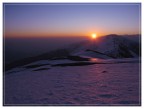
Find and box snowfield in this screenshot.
[4,58,141,106]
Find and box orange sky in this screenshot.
[4,4,141,38]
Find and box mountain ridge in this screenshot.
[4,34,141,71]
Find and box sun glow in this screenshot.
[91,33,97,39]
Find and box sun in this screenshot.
[91,33,97,39]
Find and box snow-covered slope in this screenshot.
[69,34,140,59]
[4,58,140,105]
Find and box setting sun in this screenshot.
[91,33,97,39]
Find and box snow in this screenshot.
[24,59,76,66]
[3,35,140,105]
[4,58,140,106]
[70,34,140,58]
[73,50,111,59]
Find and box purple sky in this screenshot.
[4,3,141,37]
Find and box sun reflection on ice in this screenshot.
[90,58,99,62]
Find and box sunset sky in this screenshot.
[4,3,141,38]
